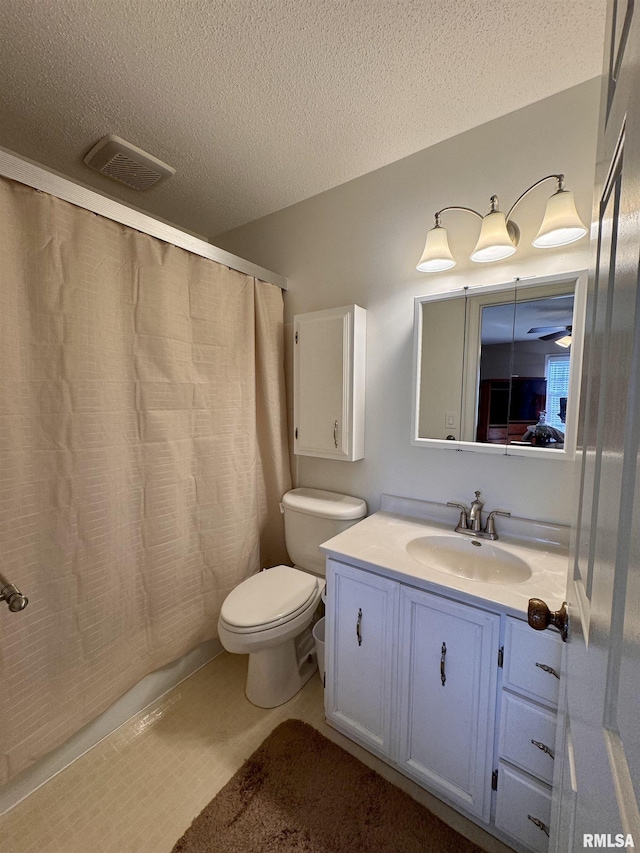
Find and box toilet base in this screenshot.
[245,627,317,708]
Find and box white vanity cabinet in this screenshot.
[324,560,398,757]
[495,617,562,853]
[397,586,500,821]
[324,556,563,853]
[293,305,366,461]
[325,558,500,821]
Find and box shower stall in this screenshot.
[0,151,291,797]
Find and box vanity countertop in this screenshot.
[320,511,568,619]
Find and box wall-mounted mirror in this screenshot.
[411,271,587,457]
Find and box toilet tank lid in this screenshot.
[282,488,367,520]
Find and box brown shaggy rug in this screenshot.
[171,719,484,853]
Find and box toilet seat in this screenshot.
[219,565,320,634]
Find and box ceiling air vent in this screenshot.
[83,134,175,190]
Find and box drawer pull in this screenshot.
[440,642,447,686]
[535,662,560,679]
[528,815,550,837]
[356,608,362,646]
[334,420,339,448]
[531,739,555,759]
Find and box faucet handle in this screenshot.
[447,501,468,530]
[484,510,511,537]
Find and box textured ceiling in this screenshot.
[0,0,606,239]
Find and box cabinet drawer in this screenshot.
[495,762,552,853]
[500,692,557,784]
[503,617,562,707]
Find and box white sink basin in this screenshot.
[406,534,532,584]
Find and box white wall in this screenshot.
[216,80,601,525]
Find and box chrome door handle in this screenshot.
[334,420,339,448]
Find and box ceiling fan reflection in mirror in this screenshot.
[528,325,572,347]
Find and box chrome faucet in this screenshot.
[0,572,28,612]
[468,490,484,531]
[447,490,511,540]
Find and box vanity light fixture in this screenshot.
[416,174,588,273]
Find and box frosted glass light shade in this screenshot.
[555,334,572,348]
[470,211,516,263]
[533,190,587,248]
[416,225,456,272]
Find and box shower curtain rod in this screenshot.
[0,146,287,291]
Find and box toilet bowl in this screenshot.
[218,565,323,707]
[217,488,366,708]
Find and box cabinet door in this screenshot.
[325,560,398,757]
[293,305,365,461]
[397,587,500,821]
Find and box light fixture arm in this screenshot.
[506,174,564,224]
[434,206,484,225]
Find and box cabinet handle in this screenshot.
[535,662,560,679]
[531,739,555,759]
[334,420,339,448]
[527,815,550,837]
[440,642,447,686]
[356,608,362,646]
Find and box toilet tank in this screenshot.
[281,488,367,577]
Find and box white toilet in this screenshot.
[218,487,366,708]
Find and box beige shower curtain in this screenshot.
[0,176,291,785]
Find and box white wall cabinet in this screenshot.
[325,557,561,853]
[293,305,365,461]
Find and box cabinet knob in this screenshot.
[527,598,569,642]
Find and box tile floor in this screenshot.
[0,652,512,853]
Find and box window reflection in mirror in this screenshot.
[412,272,585,457]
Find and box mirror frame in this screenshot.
[411,269,588,459]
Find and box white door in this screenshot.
[397,587,499,821]
[551,2,640,848]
